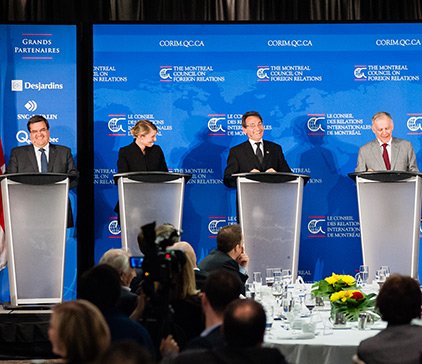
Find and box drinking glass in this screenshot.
[253,272,262,300]
[271,279,284,305]
[380,266,391,278]
[304,293,316,317]
[375,268,387,284]
[245,282,255,299]
[359,265,369,285]
[266,268,275,286]
[281,268,292,290]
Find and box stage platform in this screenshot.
[0,307,56,360]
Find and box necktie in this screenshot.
[255,142,264,165]
[40,148,48,173]
[382,143,391,170]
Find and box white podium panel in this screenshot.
[116,172,190,256]
[1,173,70,306]
[235,173,308,281]
[353,172,422,281]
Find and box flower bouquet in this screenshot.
[311,273,357,299]
[330,289,376,322]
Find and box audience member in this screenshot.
[173,299,288,364]
[167,248,204,349]
[48,299,110,364]
[100,340,155,364]
[170,241,208,291]
[356,274,422,364]
[198,224,248,294]
[99,248,138,316]
[186,269,242,350]
[78,264,156,356]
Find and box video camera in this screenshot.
[138,222,186,300]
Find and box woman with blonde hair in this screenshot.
[48,299,110,363]
[117,119,168,173]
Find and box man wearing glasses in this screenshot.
[223,111,291,187]
[6,114,78,226]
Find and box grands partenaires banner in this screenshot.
[0,25,77,302]
[93,23,422,281]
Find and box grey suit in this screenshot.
[357,324,422,364]
[6,144,79,227]
[355,137,418,172]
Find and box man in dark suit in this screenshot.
[173,299,288,364]
[6,115,78,226]
[355,111,418,172]
[186,270,242,350]
[356,274,422,364]
[224,111,291,187]
[198,224,248,295]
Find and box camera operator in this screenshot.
[135,223,204,354]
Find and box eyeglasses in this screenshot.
[30,128,48,134]
[245,121,263,129]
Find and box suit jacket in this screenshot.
[174,347,288,364]
[357,324,422,364]
[117,141,168,173]
[186,325,225,351]
[224,140,291,187]
[6,144,79,227]
[198,249,248,294]
[355,137,418,172]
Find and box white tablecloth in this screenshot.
[264,313,385,364]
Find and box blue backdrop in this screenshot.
[0,25,77,302]
[93,23,422,281]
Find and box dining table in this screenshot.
[264,305,386,364]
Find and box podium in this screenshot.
[114,172,191,256]
[349,171,422,281]
[0,173,73,307]
[234,172,309,280]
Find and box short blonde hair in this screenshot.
[130,119,157,138]
[52,299,110,363]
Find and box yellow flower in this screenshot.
[324,273,355,286]
[330,290,361,302]
[341,275,356,286]
[325,273,341,285]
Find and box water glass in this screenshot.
[359,265,369,284]
[253,272,262,300]
[245,282,255,299]
[380,266,391,278]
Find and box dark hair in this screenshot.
[100,340,154,364]
[216,224,242,253]
[241,111,263,128]
[79,264,121,311]
[204,270,242,314]
[376,274,421,325]
[223,299,266,347]
[27,114,50,131]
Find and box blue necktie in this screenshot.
[39,148,48,173]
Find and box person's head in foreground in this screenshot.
[48,299,110,363]
[376,274,421,325]
[223,298,266,348]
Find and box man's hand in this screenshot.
[265,168,277,173]
[250,168,260,172]
[237,252,249,267]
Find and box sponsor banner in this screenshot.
[0,25,77,301]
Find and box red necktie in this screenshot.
[382,143,391,170]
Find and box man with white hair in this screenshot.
[99,248,137,316]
